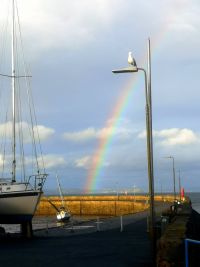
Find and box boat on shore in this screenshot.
[56,175,71,222]
[0,0,47,224]
[47,175,71,222]
[56,207,71,222]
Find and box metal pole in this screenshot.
[165,156,176,202]
[116,182,119,200]
[137,40,155,242]
[111,38,155,252]
[185,239,189,267]
[12,0,16,182]
[97,217,100,231]
[172,157,176,201]
[120,215,123,232]
[147,38,155,241]
[178,169,181,201]
[185,238,200,267]
[137,39,155,246]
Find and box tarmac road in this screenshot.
[0,211,155,267]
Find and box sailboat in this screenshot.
[0,0,47,224]
[56,174,71,222]
[48,175,71,222]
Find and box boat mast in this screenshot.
[11,0,16,182]
[56,174,65,207]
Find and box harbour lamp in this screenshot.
[165,156,176,202]
[112,39,155,245]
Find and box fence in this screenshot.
[185,238,200,267]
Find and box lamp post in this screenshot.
[165,156,176,202]
[133,184,136,202]
[116,182,119,200]
[112,39,155,241]
[178,169,181,201]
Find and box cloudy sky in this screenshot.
[1,0,200,193]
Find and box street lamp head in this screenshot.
[112,66,138,73]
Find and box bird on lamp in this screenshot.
[128,51,136,66]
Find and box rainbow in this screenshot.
[85,75,141,193]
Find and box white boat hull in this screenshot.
[56,210,71,222]
[0,190,42,223]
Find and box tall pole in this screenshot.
[147,38,155,241]
[12,0,16,182]
[116,182,119,200]
[172,157,176,201]
[112,38,155,254]
[165,156,176,201]
[178,169,181,201]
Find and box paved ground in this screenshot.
[0,212,154,267]
[0,203,171,267]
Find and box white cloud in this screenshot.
[138,128,200,146]
[155,128,199,146]
[34,125,55,142]
[169,22,197,33]
[98,126,133,140]
[74,155,110,169]
[75,156,91,169]
[37,154,66,169]
[138,130,146,139]
[0,122,54,143]
[0,153,65,174]
[167,4,200,34]
[63,125,133,143]
[63,127,96,142]
[0,0,123,53]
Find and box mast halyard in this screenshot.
[11,0,16,183]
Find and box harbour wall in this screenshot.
[156,199,193,267]
[35,195,174,216]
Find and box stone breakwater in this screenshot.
[35,195,174,216]
[156,199,194,267]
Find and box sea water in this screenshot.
[187,192,200,213]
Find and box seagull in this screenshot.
[128,51,136,66]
